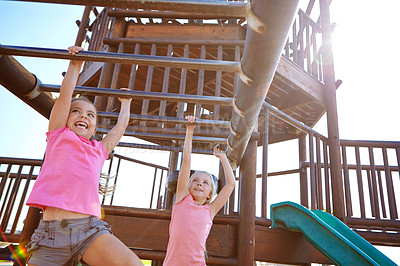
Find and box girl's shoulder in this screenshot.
[46,126,69,139]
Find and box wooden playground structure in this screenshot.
[0,0,399,265]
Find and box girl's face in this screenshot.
[66,100,97,139]
[189,172,213,205]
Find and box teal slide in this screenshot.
[270,201,396,266]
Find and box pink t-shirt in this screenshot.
[26,126,108,218]
[163,194,212,266]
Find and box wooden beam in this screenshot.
[254,226,331,264]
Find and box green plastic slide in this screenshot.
[270,201,396,266]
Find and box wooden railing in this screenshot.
[0,153,168,242]
[284,9,324,82]
[0,157,42,243]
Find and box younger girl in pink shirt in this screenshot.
[26,46,143,266]
[163,116,236,266]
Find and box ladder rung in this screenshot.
[0,45,240,72]
[117,142,214,155]
[39,84,233,106]
[97,112,230,128]
[97,128,227,144]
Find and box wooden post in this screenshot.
[237,140,257,265]
[299,136,308,207]
[261,108,269,218]
[165,151,179,210]
[94,17,126,111]
[319,0,345,220]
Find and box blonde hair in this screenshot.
[188,171,216,205]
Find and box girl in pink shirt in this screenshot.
[163,116,236,266]
[26,46,143,266]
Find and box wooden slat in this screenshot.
[309,133,316,209]
[254,226,331,264]
[382,147,398,219]
[341,145,353,216]
[354,146,366,218]
[195,45,206,118]
[213,45,223,120]
[140,43,157,126]
[128,43,141,90]
[175,44,190,128]
[157,44,173,127]
[368,147,380,218]
[322,140,331,213]
[315,136,323,210]
[376,171,387,219]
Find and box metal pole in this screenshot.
[226,0,300,169]
[0,45,240,72]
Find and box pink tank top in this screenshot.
[26,126,108,218]
[163,194,212,266]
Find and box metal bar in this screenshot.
[382,147,398,219]
[226,0,300,169]
[16,0,250,17]
[262,102,327,139]
[0,45,240,72]
[114,153,169,171]
[99,113,229,128]
[102,155,114,205]
[39,84,233,106]
[110,157,122,205]
[117,142,214,156]
[354,146,366,218]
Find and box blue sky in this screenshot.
[1,0,399,262]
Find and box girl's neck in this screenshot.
[192,195,207,206]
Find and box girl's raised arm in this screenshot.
[48,46,83,132]
[175,115,197,204]
[210,148,236,218]
[101,88,132,154]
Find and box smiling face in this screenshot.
[189,172,214,205]
[66,99,97,139]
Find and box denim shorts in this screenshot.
[27,216,112,266]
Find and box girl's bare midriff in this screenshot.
[43,206,90,221]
